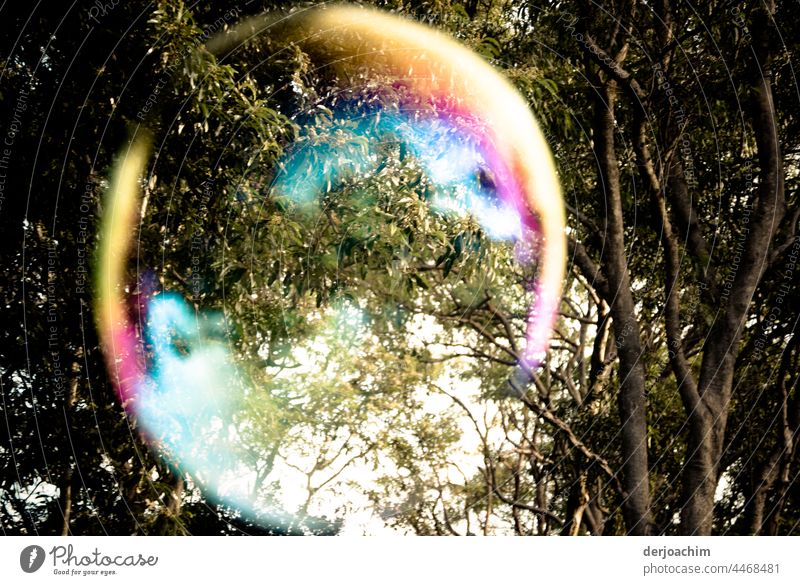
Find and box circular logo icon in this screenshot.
[20,545,46,573]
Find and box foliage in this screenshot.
[1,0,798,535]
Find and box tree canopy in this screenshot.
[1,0,798,536]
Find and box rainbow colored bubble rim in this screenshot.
[96,5,565,530]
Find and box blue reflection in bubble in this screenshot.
[137,294,259,515]
[271,110,523,241]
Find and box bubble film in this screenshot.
[96,6,565,530]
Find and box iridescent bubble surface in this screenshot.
[96,5,564,531]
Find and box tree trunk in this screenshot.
[680,0,785,534]
[592,80,653,535]
[59,360,80,536]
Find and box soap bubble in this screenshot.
[96,5,564,532]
